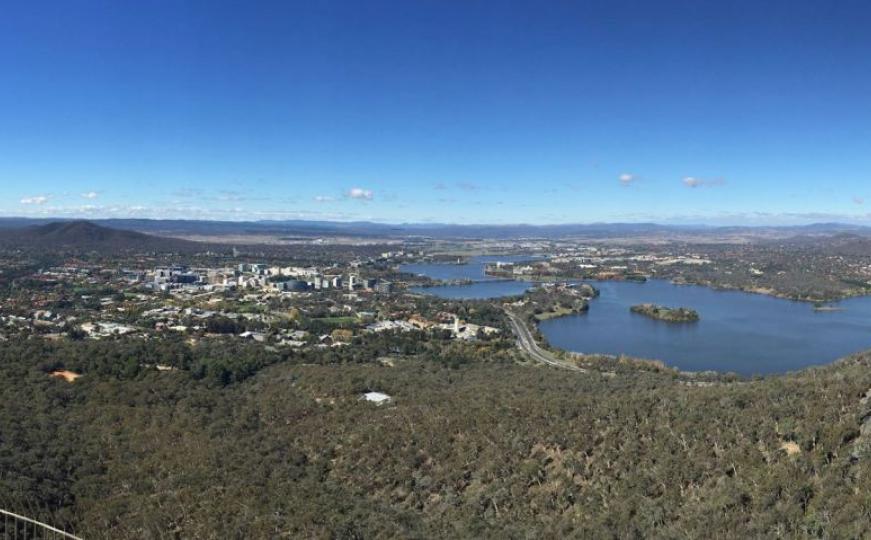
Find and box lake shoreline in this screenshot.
[404,258,871,376]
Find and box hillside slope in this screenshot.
[2,338,871,537]
[0,220,202,252]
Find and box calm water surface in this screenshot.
[539,280,871,375]
[403,260,871,374]
[401,255,539,282]
[410,280,532,299]
[402,255,538,299]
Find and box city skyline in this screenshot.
[2,1,870,225]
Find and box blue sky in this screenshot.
[1,0,870,224]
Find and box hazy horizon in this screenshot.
[3,215,871,230]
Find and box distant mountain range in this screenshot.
[0,218,871,245]
[0,217,869,240]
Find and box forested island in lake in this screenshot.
[631,303,700,322]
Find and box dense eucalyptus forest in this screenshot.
[2,335,871,538]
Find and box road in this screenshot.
[504,310,586,372]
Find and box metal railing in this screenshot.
[1,509,81,540]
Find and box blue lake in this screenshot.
[539,280,871,375]
[410,280,532,300]
[401,255,540,282]
[402,255,538,299]
[403,258,871,374]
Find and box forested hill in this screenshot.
[0,221,203,253]
[2,336,871,537]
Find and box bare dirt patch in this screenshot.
[780,441,801,456]
[49,370,82,383]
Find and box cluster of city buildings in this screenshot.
[147,263,393,294]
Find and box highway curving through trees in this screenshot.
[504,310,586,372]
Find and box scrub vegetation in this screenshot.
[3,337,871,538]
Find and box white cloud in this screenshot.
[683,176,726,188]
[214,190,245,202]
[346,187,374,200]
[854,196,865,205]
[81,191,99,200]
[314,195,335,203]
[618,173,636,186]
[21,195,49,205]
[172,188,203,198]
